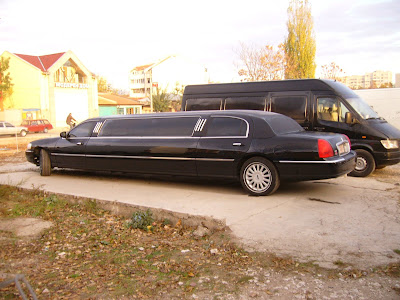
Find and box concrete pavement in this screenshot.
[0,162,399,269]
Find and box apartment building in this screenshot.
[340,70,393,89]
[129,55,209,99]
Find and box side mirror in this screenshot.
[60,131,67,138]
[345,112,354,125]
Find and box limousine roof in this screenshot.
[183,79,354,97]
[98,110,281,121]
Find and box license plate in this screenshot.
[337,142,350,155]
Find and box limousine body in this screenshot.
[26,111,356,196]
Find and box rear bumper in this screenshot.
[276,151,356,181]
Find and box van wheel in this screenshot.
[349,149,375,177]
[40,149,51,176]
[240,157,280,196]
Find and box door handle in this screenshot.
[232,142,242,146]
[76,142,83,145]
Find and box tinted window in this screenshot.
[100,117,199,137]
[185,98,222,111]
[206,117,248,137]
[266,115,304,135]
[225,97,266,110]
[317,97,350,123]
[69,121,97,137]
[270,96,307,122]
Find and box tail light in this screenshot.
[343,135,351,148]
[318,139,334,158]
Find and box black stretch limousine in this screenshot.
[26,111,356,195]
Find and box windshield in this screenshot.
[346,97,380,120]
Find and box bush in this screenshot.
[128,210,153,230]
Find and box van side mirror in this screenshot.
[60,131,67,138]
[345,112,359,125]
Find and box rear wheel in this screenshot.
[240,157,280,196]
[349,149,375,177]
[40,149,51,176]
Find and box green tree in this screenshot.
[0,57,14,111]
[284,0,316,79]
[152,87,172,112]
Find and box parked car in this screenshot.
[21,119,53,133]
[25,111,356,196]
[182,79,400,177]
[0,121,28,137]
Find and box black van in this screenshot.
[182,79,400,177]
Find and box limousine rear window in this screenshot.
[99,117,200,137]
[266,115,304,135]
[205,117,248,137]
[185,98,222,111]
[225,97,266,110]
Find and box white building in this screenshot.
[340,70,393,89]
[129,55,209,99]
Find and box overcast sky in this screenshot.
[1,0,399,89]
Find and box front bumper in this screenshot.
[276,151,356,181]
[25,150,39,165]
[374,149,400,167]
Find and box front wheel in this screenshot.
[40,149,51,176]
[240,157,280,196]
[43,128,48,133]
[349,149,375,177]
[19,130,27,137]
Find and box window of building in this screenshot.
[205,117,248,137]
[54,59,87,84]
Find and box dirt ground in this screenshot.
[0,138,399,299]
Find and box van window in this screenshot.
[270,96,307,122]
[205,117,248,137]
[225,97,266,110]
[100,117,199,137]
[317,97,350,122]
[185,98,222,111]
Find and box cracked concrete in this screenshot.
[0,162,399,269]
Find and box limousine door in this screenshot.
[85,116,200,176]
[196,116,251,178]
[53,121,98,169]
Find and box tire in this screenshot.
[40,149,51,176]
[43,128,48,133]
[349,149,376,177]
[19,130,27,137]
[240,157,280,196]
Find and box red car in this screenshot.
[21,119,53,133]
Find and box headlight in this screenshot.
[27,143,32,150]
[381,140,399,149]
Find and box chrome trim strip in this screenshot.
[91,136,200,139]
[51,152,235,162]
[278,157,347,164]
[52,153,86,157]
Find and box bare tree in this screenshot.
[235,42,285,82]
[320,62,345,80]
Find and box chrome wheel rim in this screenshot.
[244,162,272,193]
[355,156,367,171]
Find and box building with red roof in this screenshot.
[0,50,98,127]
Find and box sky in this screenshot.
[1,0,399,90]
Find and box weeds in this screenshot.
[128,209,154,230]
